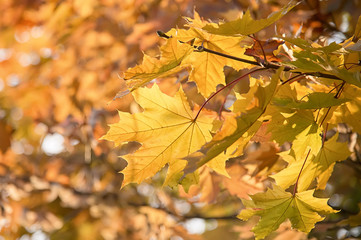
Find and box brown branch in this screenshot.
[319,81,345,126]
[128,201,239,220]
[157,31,343,81]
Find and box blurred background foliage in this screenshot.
[0,0,360,239]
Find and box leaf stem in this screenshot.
[281,73,305,85]
[293,149,311,196]
[319,81,345,126]
[217,86,234,119]
[250,35,268,65]
[193,68,266,121]
[322,123,329,147]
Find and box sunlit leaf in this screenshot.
[101,84,214,187]
[273,92,349,109]
[238,184,337,240]
[123,38,193,92]
[167,14,254,96]
[273,133,350,191]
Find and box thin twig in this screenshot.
[281,73,305,85]
[250,35,267,65]
[319,81,345,126]
[322,123,329,147]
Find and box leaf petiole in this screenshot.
[293,149,311,196]
[193,68,266,121]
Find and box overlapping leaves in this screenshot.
[102,1,361,239]
[272,133,351,191]
[123,38,193,92]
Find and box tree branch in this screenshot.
[157,31,343,81]
[128,201,239,220]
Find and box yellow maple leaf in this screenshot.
[123,37,192,92]
[272,133,351,191]
[238,184,337,240]
[329,85,361,134]
[167,14,253,97]
[101,84,214,187]
[291,124,322,161]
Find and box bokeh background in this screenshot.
[0,0,360,239]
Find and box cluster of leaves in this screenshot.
[1,0,361,239]
[0,0,255,239]
[102,0,361,239]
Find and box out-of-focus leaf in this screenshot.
[202,1,298,36]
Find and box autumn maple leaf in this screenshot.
[272,133,351,191]
[101,84,214,187]
[238,184,337,240]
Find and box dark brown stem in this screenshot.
[319,81,345,126]
[319,107,331,127]
[250,35,267,64]
[328,81,345,94]
[201,47,341,80]
[322,123,329,147]
[281,73,305,85]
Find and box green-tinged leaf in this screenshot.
[284,37,361,88]
[238,184,337,240]
[283,38,351,84]
[289,51,326,72]
[272,133,350,191]
[273,92,349,109]
[101,84,214,187]
[331,68,361,88]
[202,1,298,36]
[291,123,322,161]
[315,134,351,189]
[123,38,192,91]
[266,107,316,145]
[283,37,342,54]
[183,68,282,175]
